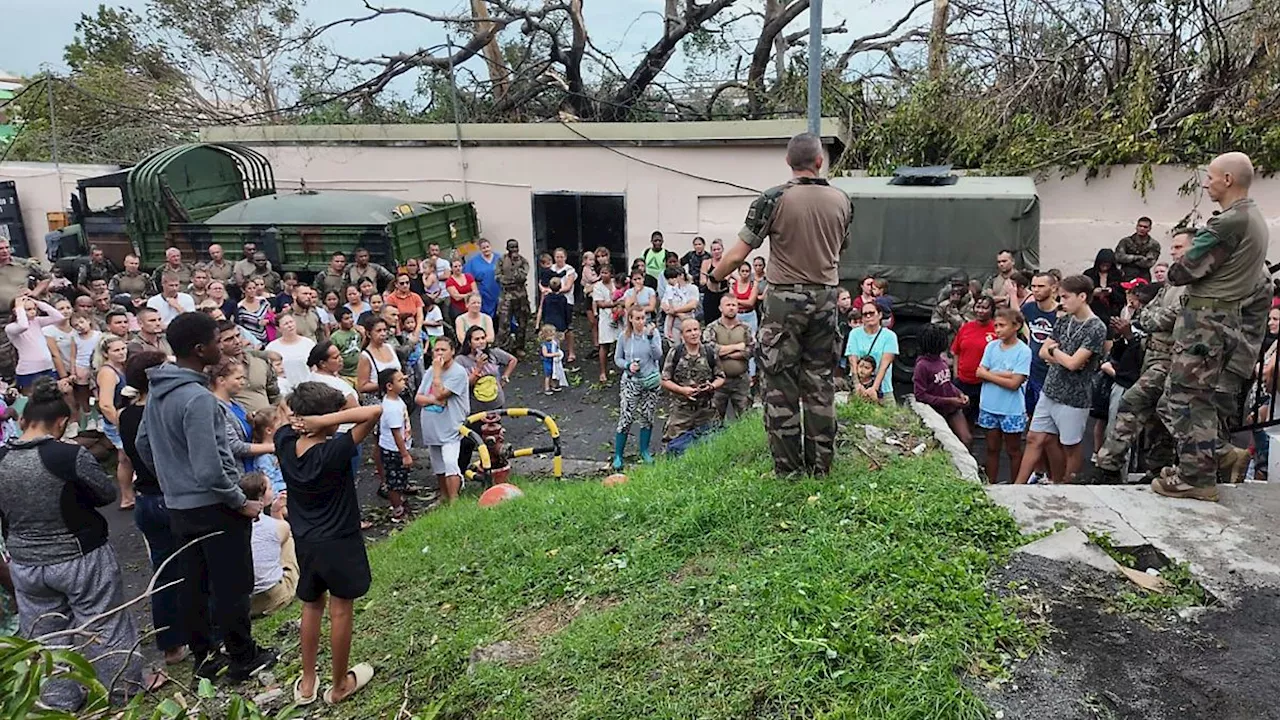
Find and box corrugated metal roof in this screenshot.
[201,118,845,147]
[831,175,1037,199]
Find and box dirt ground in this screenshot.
[981,554,1280,720]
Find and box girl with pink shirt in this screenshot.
[6,296,65,393]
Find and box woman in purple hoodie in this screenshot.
[913,323,972,446]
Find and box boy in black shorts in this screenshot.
[276,381,382,705]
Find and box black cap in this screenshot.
[949,271,969,285]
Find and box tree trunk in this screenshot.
[748,0,809,119]
[927,0,949,79]
[472,0,511,100]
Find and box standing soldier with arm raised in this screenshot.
[710,133,851,477]
[1153,152,1271,502]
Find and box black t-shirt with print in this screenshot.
[1042,314,1107,408]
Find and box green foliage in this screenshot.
[833,41,1280,184]
[0,635,298,719]
[259,403,1039,719]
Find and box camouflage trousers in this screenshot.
[713,373,752,422]
[1093,355,1175,473]
[0,331,14,382]
[757,285,839,476]
[1156,305,1254,488]
[496,291,531,354]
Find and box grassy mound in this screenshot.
[270,402,1034,719]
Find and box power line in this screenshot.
[554,119,761,193]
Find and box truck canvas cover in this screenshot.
[830,174,1039,315]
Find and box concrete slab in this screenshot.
[987,483,1280,600]
[907,396,980,482]
[1016,526,1121,575]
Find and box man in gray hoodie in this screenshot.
[137,312,277,683]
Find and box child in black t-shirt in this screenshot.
[540,277,571,334]
[276,381,382,706]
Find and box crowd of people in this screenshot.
[0,228,778,709]
[0,137,1269,710]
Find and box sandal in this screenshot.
[293,676,319,706]
[1151,469,1219,502]
[324,663,375,705]
[390,507,407,524]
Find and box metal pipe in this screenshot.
[806,0,823,137]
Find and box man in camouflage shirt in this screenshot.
[703,295,755,421]
[109,253,155,299]
[661,318,726,453]
[931,273,976,333]
[151,247,194,288]
[711,133,852,477]
[1114,216,1162,281]
[1154,153,1270,502]
[495,239,532,354]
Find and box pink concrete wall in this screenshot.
[0,161,120,259]
[1036,165,1280,275]
[244,143,800,265]
[7,150,1280,285]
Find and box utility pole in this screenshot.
[445,38,470,201]
[44,71,63,193]
[806,0,823,136]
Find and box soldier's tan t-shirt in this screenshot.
[739,178,851,287]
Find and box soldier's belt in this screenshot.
[775,283,837,292]
[1183,295,1241,311]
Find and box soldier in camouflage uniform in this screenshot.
[0,238,50,380]
[661,318,726,451]
[495,239,531,355]
[931,275,976,333]
[1154,152,1270,501]
[1085,230,1190,483]
[703,294,755,421]
[711,133,852,477]
[1114,216,1162,280]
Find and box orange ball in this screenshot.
[602,473,628,487]
[479,483,524,508]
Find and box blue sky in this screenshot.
[3,0,921,94]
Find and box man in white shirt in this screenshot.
[427,244,451,281]
[146,272,196,327]
[660,267,700,342]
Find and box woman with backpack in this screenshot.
[612,306,664,469]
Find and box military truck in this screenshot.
[55,142,479,277]
[831,169,1040,382]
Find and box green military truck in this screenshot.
[831,170,1040,382]
[55,142,479,277]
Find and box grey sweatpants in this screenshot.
[11,544,143,711]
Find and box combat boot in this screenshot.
[1076,464,1125,485]
[1151,467,1219,502]
[1218,446,1251,484]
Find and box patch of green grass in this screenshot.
[263,402,1036,719]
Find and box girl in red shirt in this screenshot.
[445,258,476,315]
[950,295,996,421]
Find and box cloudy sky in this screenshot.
[4,0,921,93]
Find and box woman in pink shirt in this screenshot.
[6,296,65,393]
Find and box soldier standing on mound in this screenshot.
[1153,152,1270,502]
[710,133,852,477]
